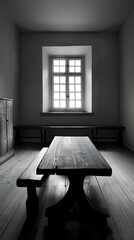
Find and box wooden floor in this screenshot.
[0,142,134,240]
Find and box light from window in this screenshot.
[51,57,83,111]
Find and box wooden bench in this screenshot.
[93,125,125,145]
[17,147,48,221]
[14,124,125,146]
[42,125,94,145]
[42,125,125,146]
[14,125,44,145]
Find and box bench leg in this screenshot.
[94,128,98,145]
[26,186,39,221]
[118,129,123,145]
[15,128,21,144]
[91,129,94,143]
[43,128,47,146]
[40,127,44,146]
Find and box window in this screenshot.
[50,57,84,111]
[42,46,92,114]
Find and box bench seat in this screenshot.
[17,147,48,220]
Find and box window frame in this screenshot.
[49,55,85,112]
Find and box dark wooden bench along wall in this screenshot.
[14,125,125,146]
[93,125,125,145]
[14,125,44,145]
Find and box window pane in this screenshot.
[69,60,74,66]
[60,93,66,99]
[54,100,60,108]
[76,85,81,91]
[60,100,66,108]
[54,85,60,91]
[60,85,66,91]
[53,60,59,65]
[60,66,65,72]
[69,76,74,84]
[60,60,66,65]
[76,93,81,99]
[76,101,81,108]
[69,66,75,72]
[75,76,81,84]
[54,76,60,83]
[70,93,75,99]
[76,60,81,66]
[54,93,60,99]
[75,66,81,72]
[69,100,75,108]
[69,85,75,92]
[54,66,60,72]
[60,76,66,84]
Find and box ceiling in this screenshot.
[1,0,134,32]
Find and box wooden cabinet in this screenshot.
[0,98,14,165]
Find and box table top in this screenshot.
[37,136,112,176]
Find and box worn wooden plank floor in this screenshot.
[0,143,134,240]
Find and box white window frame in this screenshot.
[50,56,85,112]
[42,46,92,114]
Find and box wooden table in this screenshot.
[37,136,112,228]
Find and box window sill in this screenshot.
[40,112,94,116]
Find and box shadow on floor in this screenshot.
[44,220,115,240]
[18,216,114,240]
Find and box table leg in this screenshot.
[46,174,109,226]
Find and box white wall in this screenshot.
[120,11,134,151]
[0,2,19,125]
[20,32,119,126]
